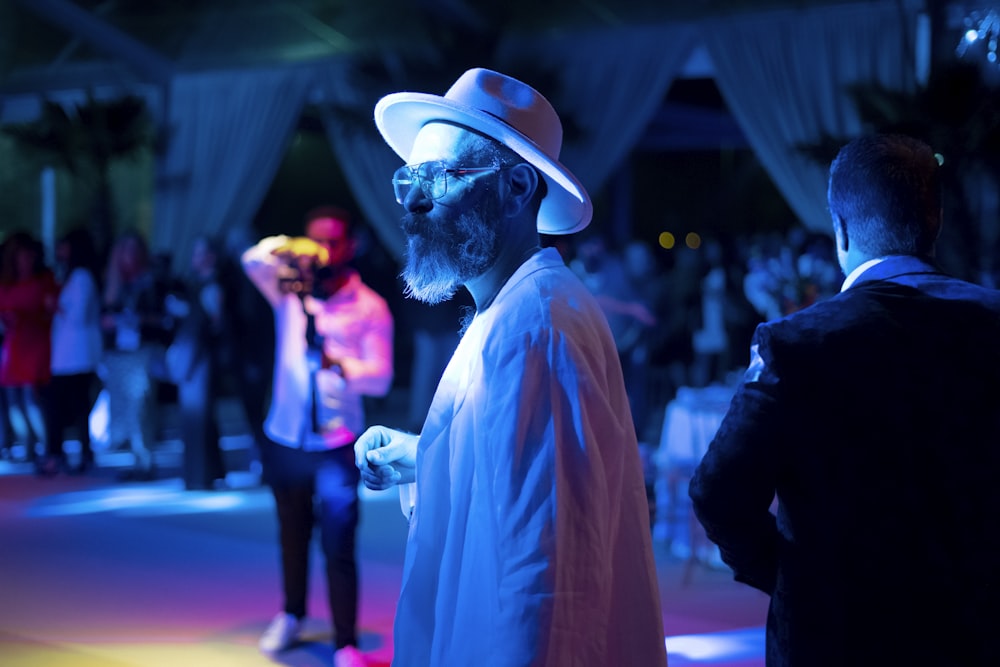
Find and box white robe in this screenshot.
[394,248,667,667]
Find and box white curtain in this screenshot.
[315,61,409,261]
[495,23,699,195]
[147,3,922,272]
[314,23,699,260]
[703,1,919,233]
[153,65,316,269]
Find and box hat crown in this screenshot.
[445,68,563,160]
[373,67,591,234]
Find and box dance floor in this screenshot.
[0,399,769,667]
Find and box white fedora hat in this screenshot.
[373,68,592,235]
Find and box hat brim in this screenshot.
[374,92,592,235]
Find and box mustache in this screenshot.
[400,212,430,236]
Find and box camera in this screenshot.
[278,257,333,299]
[276,255,336,299]
[273,236,334,299]
[276,255,314,296]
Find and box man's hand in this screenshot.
[354,426,417,490]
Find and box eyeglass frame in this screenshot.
[391,160,511,205]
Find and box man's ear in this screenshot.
[503,163,539,217]
[833,214,849,254]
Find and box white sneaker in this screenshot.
[334,644,366,667]
[259,612,300,653]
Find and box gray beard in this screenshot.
[401,209,498,305]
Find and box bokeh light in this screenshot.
[685,232,702,249]
[658,231,676,249]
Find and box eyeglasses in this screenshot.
[391,160,505,205]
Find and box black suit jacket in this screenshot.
[689,255,1000,667]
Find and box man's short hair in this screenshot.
[465,131,548,213]
[827,134,941,257]
[304,206,353,232]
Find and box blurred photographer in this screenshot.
[241,206,394,667]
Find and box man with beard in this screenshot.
[354,68,667,667]
[242,207,393,667]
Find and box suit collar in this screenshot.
[847,255,941,290]
[840,257,885,292]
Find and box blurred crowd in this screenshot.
[0,226,273,488]
[0,222,842,481]
[549,225,843,443]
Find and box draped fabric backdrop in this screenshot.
[311,23,697,262]
[703,1,919,234]
[494,23,699,197]
[314,61,409,262]
[153,65,316,270]
[148,0,917,266]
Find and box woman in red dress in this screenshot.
[0,231,59,467]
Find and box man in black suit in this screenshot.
[689,134,1000,666]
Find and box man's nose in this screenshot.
[402,183,432,213]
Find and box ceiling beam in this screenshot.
[13,0,174,85]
